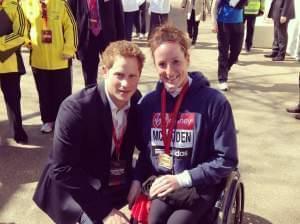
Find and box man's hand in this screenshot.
[103,208,130,224]
[149,175,180,198]
[280,16,287,24]
[127,180,142,209]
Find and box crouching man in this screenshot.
[33,40,145,224]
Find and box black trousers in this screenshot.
[32,67,72,123]
[81,33,103,86]
[149,12,168,39]
[0,73,24,135]
[134,2,147,35]
[272,19,289,58]
[217,22,244,82]
[124,11,138,41]
[187,9,200,43]
[243,14,256,49]
[148,196,216,224]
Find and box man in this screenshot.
[211,0,248,91]
[0,0,28,143]
[33,40,145,224]
[264,0,295,61]
[243,0,264,52]
[68,0,125,86]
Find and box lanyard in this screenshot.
[40,1,48,28]
[160,82,189,155]
[112,124,126,160]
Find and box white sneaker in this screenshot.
[40,122,54,133]
[139,34,146,39]
[218,82,228,91]
[132,32,139,38]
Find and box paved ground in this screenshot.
[1,3,300,224]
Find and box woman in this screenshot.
[21,0,77,133]
[128,24,238,224]
[0,0,28,143]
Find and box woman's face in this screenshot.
[153,42,189,93]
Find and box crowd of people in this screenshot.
[0,0,298,223]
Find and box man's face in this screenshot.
[103,56,141,109]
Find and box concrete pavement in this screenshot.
[1,4,300,224]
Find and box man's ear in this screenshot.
[101,65,108,78]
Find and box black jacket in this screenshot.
[67,0,125,60]
[33,83,141,224]
[268,0,295,20]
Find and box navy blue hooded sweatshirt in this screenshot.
[134,72,238,192]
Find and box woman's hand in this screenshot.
[127,180,142,209]
[149,175,180,198]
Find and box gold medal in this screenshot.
[158,153,173,170]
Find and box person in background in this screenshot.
[0,0,28,144]
[128,24,238,224]
[133,0,147,39]
[33,40,145,224]
[264,0,295,61]
[21,0,77,134]
[122,0,139,41]
[148,0,171,39]
[286,0,300,62]
[211,0,248,91]
[181,0,209,46]
[68,0,125,86]
[243,0,265,52]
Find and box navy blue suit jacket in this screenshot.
[33,82,141,224]
[268,0,295,20]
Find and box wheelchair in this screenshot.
[131,170,245,224]
[203,170,245,224]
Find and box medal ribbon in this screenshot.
[112,125,126,160]
[161,82,189,155]
[40,1,48,29]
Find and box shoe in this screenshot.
[14,128,28,144]
[245,46,251,52]
[295,114,300,120]
[139,34,146,39]
[191,40,196,46]
[264,53,277,58]
[218,82,228,91]
[272,56,285,61]
[286,105,300,113]
[132,32,139,38]
[40,122,54,133]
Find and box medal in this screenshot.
[158,153,173,170]
[108,160,127,187]
[160,81,189,170]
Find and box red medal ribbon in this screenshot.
[112,125,126,160]
[40,0,48,28]
[161,81,189,155]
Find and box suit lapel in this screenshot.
[97,81,113,141]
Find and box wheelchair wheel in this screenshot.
[228,182,244,224]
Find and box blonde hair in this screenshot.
[102,40,145,73]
